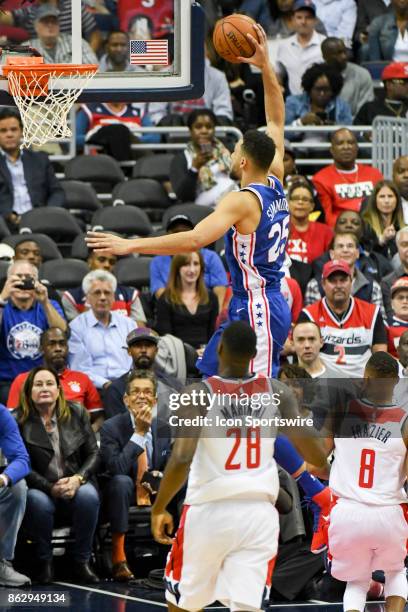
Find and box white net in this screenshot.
[6,65,97,148]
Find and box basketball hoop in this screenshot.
[2,56,98,148]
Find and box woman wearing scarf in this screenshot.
[170,108,236,207]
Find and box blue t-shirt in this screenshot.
[150,248,228,295]
[0,299,65,381]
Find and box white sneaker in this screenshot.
[0,560,31,587]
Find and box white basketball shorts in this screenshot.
[165,498,280,612]
[328,499,408,582]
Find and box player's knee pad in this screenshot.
[343,579,371,612]
[384,569,407,601]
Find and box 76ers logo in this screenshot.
[7,322,42,360]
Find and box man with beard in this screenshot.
[355,62,408,125]
[298,259,387,376]
[102,327,182,419]
[87,24,291,378]
[7,327,104,431]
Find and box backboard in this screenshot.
[0,0,204,103]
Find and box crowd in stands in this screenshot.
[2,0,408,600]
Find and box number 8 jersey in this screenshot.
[330,398,408,505]
[224,176,289,294]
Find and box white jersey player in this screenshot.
[326,352,408,612]
[151,321,327,612]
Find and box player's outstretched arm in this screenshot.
[85,191,248,256]
[238,24,285,182]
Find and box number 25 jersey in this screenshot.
[224,176,289,295]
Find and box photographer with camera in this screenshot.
[0,261,66,404]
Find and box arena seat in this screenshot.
[19,208,82,256]
[91,205,153,237]
[39,258,89,290]
[0,261,9,286]
[114,256,152,291]
[0,216,10,240]
[64,154,125,193]
[161,203,213,229]
[60,179,102,223]
[112,178,171,222]
[132,153,174,182]
[3,233,62,261]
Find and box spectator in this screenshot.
[313,0,356,47]
[397,328,408,375]
[99,30,134,72]
[286,180,333,263]
[0,260,66,404]
[2,0,102,53]
[239,0,272,31]
[312,128,384,227]
[150,214,228,311]
[100,369,171,581]
[355,0,389,59]
[321,37,375,118]
[13,237,64,308]
[362,179,405,259]
[381,227,408,317]
[170,109,235,208]
[292,320,339,377]
[393,154,408,223]
[68,270,136,391]
[275,0,326,96]
[0,108,65,232]
[386,277,408,356]
[62,250,146,325]
[0,404,30,587]
[7,327,104,432]
[281,274,304,324]
[269,0,327,39]
[298,259,387,376]
[283,140,298,184]
[355,62,408,125]
[304,231,386,318]
[103,327,182,419]
[75,101,160,161]
[285,62,352,138]
[368,0,408,61]
[28,4,98,65]
[155,252,219,350]
[15,366,100,584]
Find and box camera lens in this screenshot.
[243,89,256,103]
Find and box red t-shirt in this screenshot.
[281,276,303,323]
[312,163,384,228]
[287,222,334,264]
[7,368,103,413]
[386,317,408,358]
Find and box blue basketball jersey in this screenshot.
[224,176,289,294]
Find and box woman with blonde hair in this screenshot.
[15,366,100,585]
[155,251,218,350]
[363,180,405,258]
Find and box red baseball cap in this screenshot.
[391,276,408,297]
[381,62,408,81]
[322,259,352,280]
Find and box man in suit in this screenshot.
[100,369,171,582]
[0,108,65,231]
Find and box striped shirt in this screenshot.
[28,33,98,65]
[13,0,97,39]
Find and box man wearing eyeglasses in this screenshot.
[100,369,171,582]
[355,62,408,125]
[62,249,146,326]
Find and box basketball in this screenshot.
[213,14,259,64]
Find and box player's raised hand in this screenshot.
[237,23,269,69]
[151,509,174,545]
[85,231,134,256]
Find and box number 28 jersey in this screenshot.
[184,374,280,506]
[330,398,408,505]
[224,176,289,295]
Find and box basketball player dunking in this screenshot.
[150,321,327,612]
[326,352,408,612]
[86,24,291,378]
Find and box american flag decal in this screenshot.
[129,39,169,65]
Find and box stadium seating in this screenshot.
[114,256,152,291]
[132,153,174,182]
[64,154,126,195]
[19,208,82,256]
[112,178,171,222]
[161,203,213,229]
[91,205,153,237]
[39,258,90,290]
[60,179,102,223]
[0,217,10,240]
[3,233,62,261]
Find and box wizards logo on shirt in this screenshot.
[7,322,42,360]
